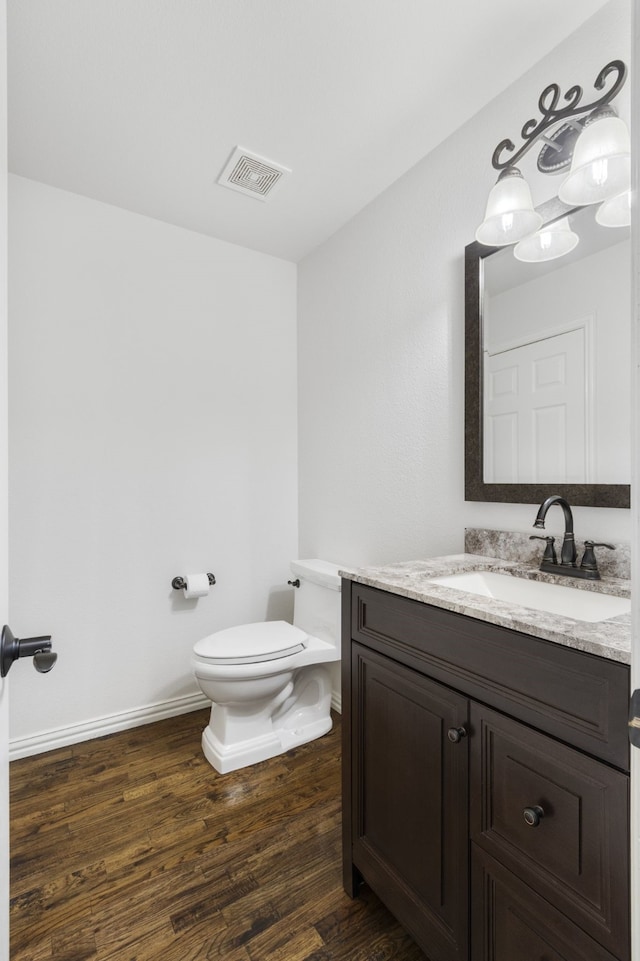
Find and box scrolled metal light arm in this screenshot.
[491,59,627,172]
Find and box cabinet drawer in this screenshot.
[470,703,629,960]
[471,845,620,961]
[350,583,630,769]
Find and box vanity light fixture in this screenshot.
[595,188,632,228]
[475,167,542,246]
[513,216,579,263]
[476,60,629,255]
[558,106,631,206]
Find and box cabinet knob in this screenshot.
[523,805,545,827]
[447,726,468,744]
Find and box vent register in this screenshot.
[217,146,291,201]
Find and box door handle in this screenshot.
[1,625,58,677]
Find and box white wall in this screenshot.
[0,0,9,954]
[8,176,298,753]
[298,0,631,568]
[630,6,640,957]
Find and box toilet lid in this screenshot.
[193,621,307,664]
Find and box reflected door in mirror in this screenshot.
[484,327,587,484]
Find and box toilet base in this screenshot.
[200,665,334,774]
[202,713,332,774]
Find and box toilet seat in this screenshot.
[193,621,307,665]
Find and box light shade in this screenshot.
[514,218,579,263]
[595,189,631,227]
[475,167,543,246]
[558,109,630,206]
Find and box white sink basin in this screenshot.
[429,571,630,623]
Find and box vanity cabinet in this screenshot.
[342,581,630,961]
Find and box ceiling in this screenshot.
[8,0,611,262]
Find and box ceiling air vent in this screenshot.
[217,146,291,201]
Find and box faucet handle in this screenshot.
[580,540,615,573]
[529,534,557,565]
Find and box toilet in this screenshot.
[191,559,342,774]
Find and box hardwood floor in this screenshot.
[10,710,427,960]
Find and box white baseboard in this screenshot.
[10,686,342,761]
[9,692,210,761]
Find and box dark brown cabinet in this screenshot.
[471,848,621,961]
[342,581,630,961]
[349,643,469,961]
[471,703,629,957]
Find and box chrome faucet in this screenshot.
[531,494,615,580]
[533,495,576,567]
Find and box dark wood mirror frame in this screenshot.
[464,198,631,509]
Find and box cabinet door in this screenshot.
[472,845,619,961]
[350,643,469,961]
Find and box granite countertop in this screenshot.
[339,553,632,665]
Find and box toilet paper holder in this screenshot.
[1,625,57,677]
[172,573,216,591]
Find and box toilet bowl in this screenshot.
[192,559,342,774]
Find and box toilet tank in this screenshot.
[290,559,342,651]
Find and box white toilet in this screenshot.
[191,559,342,774]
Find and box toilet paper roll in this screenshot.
[183,573,210,599]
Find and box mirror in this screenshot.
[465,197,631,508]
